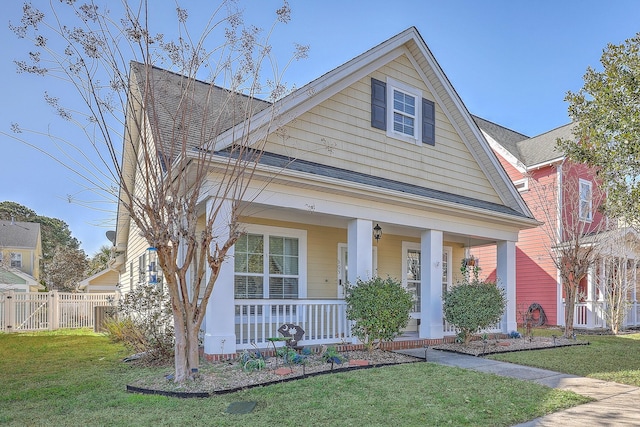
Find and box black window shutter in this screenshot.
[371,78,386,130]
[422,98,435,145]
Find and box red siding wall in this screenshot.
[474,154,561,325]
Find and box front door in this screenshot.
[402,242,452,329]
[337,243,377,299]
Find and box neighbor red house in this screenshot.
[473,117,640,329]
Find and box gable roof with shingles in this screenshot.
[517,123,573,167]
[474,117,575,169]
[128,61,272,161]
[208,27,533,220]
[0,220,40,249]
[120,27,538,243]
[473,116,529,160]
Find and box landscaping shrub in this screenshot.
[104,284,174,363]
[345,277,414,351]
[443,277,506,345]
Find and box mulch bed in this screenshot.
[432,336,589,357]
[126,349,423,398]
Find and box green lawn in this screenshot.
[0,330,589,426]
[489,330,640,386]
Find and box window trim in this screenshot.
[514,178,529,192]
[386,77,423,145]
[236,224,307,299]
[10,252,22,268]
[578,178,593,222]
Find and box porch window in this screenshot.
[268,236,299,298]
[234,225,306,300]
[234,234,265,299]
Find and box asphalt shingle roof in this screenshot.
[474,116,575,167]
[129,62,272,161]
[0,220,40,249]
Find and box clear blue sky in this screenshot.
[1,0,639,256]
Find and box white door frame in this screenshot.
[401,242,452,318]
[337,243,378,299]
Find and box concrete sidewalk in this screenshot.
[395,347,640,426]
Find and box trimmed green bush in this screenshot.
[345,277,414,351]
[443,279,506,344]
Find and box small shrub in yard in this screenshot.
[345,276,414,351]
[443,278,506,345]
[104,284,174,363]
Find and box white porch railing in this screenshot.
[234,299,352,350]
[0,291,116,332]
[565,301,640,329]
[234,299,504,350]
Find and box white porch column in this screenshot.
[204,198,237,356]
[586,264,596,328]
[419,229,443,339]
[633,261,638,325]
[496,240,517,333]
[557,265,564,327]
[597,258,605,328]
[347,219,374,284]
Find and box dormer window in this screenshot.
[371,77,435,146]
[393,89,416,137]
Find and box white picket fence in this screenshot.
[0,291,117,332]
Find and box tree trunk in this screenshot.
[173,316,191,383]
[173,312,202,382]
[564,286,576,339]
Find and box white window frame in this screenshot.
[10,252,22,268]
[514,178,529,192]
[579,178,593,222]
[236,224,307,299]
[386,77,422,145]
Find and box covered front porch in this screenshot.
[201,195,521,357]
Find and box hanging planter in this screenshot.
[462,255,476,267]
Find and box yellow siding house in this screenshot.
[113,27,538,358]
[0,219,44,292]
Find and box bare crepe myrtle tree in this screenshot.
[8,0,307,383]
[596,228,639,334]
[527,160,609,338]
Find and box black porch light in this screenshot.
[373,223,382,241]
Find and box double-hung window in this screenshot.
[10,253,22,268]
[234,225,307,300]
[371,77,435,146]
[579,179,593,222]
[393,89,416,137]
